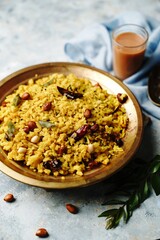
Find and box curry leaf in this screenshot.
[13,94,21,106]
[150,173,160,195]
[127,193,140,211]
[106,217,116,229]
[8,121,15,135]
[98,208,118,218]
[114,207,124,226]
[6,121,15,140]
[99,155,160,230]
[39,120,55,128]
[149,161,160,174]
[43,79,54,87]
[143,180,150,198]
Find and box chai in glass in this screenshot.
[112,24,148,80]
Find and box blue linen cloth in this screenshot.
[64,11,160,119]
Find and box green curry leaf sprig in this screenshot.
[99,155,160,229]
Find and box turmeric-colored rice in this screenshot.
[0,73,128,176]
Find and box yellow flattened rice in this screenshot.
[0,73,129,176]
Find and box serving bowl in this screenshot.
[0,62,143,189]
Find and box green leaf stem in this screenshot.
[99,155,160,230]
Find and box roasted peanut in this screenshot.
[90,123,99,132]
[27,121,37,131]
[57,145,67,155]
[87,144,94,153]
[42,102,52,111]
[84,109,92,119]
[18,147,27,153]
[21,92,30,100]
[31,135,40,144]
[1,101,7,107]
[66,203,79,214]
[23,125,30,133]
[4,193,15,202]
[35,228,49,238]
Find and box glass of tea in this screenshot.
[112,24,149,80]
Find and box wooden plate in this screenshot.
[0,62,143,189]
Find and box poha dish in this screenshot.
[0,73,129,176]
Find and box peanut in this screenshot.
[4,193,15,202]
[21,92,30,100]
[35,228,49,238]
[66,203,79,214]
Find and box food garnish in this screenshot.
[0,73,129,176]
[57,86,83,99]
[99,155,160,229]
